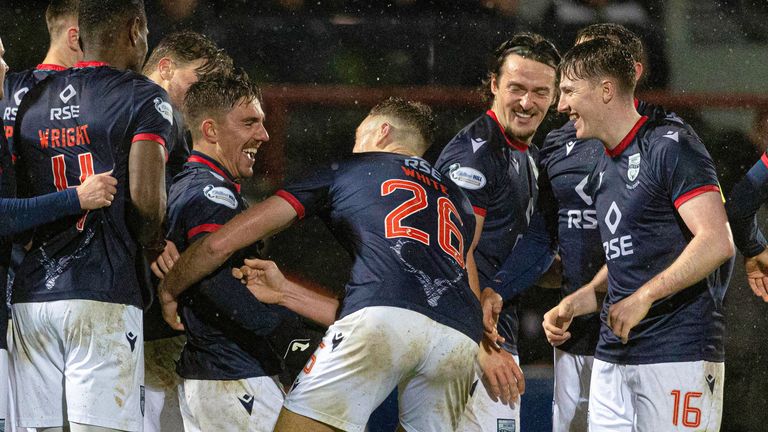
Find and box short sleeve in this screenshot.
[131,79,174,151]
[166,182,242,247]
[277,164,336,220]
[435,134,494,216]
[654,129,721,209]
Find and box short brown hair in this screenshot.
[143,31,233,78]
[369,97,435,150]
[559,38,637,94]
[183,69,262,139]
[575,23,644,65]
[45,0,79,38]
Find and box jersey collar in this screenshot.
[485,109,528,152]
[187,151,241,193]
[605,115,648,158]
[74,61,110,68]
[35,64,67,71]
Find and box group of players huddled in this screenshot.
[1,1,766,431]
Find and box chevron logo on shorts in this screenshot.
[126,332,138,352]
[238,394,254,415]
[706,374,716,394]
[497,419,516,432]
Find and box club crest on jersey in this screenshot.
[627,153,641,182]
[153,97,173,125]
[203,185,238,209]
[448,164,486,190]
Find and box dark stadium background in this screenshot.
[3,0,768,430]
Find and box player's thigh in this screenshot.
[284,306,429,432]
[142,384,167,432]
[552,348,592,432]
[60,300,144,431]
[456,354,520,432]
[11,302,66,428]
[632,361,723,432]
[397,322,477,432]
[181,377,283,432]
[587,359,634,432]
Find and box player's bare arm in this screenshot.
[159,195,297,327]
[607,191,734,343]
[233,257,340,327]
[128,140,167,256]
[543,264,607,346]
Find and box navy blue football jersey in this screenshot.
[168,152,285,379]
[590,115,731,364]
[166,109,190,188]
[11,61,173,307]
[435,110,538,353]
[0,132,11,350]
[1,64,67,158]
[278,152,482,342]
[726,152,768,257]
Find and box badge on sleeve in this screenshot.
[627,153,641,182]
[203,185,238,209]
[154,97,173,124]
[448,164,487,190]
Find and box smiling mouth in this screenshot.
[242,147,259,161]
[515,111,533,120]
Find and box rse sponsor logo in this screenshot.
[203,185,238,209]
[50,105,79,120]
[404,157,442,181]
[603,235,634,260]
[154,97,173,124]
[2,107,17,122]
[567,209,598,229]
[448,164,486,190]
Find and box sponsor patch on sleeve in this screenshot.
[203,185,238,209]
[449,166,487,190]
[154,97,173,125]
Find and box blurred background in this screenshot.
[3,0,768,430]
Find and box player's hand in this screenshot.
[157,280,185,331]
[232,258,286,305]
[75,170,117,210]
[480,287,505,347]
[542,300,574,346]
[150,240,180,279]
[478,337,525,405]
[607,290,652,344]
[745,250,768,302]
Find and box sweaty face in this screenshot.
[557,75,603,140]
[490,54,557,144]
[0,38,7,100]
[167,59,206,108]
[216,99,269,180]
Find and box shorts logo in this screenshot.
[497,419,516,432]
[126,332,138,352]
[238,394,254,415]
[153,97,174,125]
[471,137,486,153]
[706,374,716,394]
[204,185,238,209]
[140,385,145,416]
[291,379,300,392]
[14,87,29,106]
[449,166,486,190]
[469,380,479,397]
[627,153,641,182]
[59,85,76,103]
[331,332,344,352]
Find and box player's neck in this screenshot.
[601,104,643,151]
[81,48,131,71]
[42,45,77,68]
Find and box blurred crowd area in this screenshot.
[3,1,768,429]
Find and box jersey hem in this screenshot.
[594,351,725,365]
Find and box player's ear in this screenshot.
[634,62,644,82]
[67,26,80,54]
[490,73,499,96]
[601,79,614,104]
[158,57,174,81]
[128,17,142,47]
[202,118,217,143]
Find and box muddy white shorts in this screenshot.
[179,376,283,432]
[11,300,144,431]
[589,358,724,432]
[284,306,478,432]
[457,353,521,432]
[552,348,593,432]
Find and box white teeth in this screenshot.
[516,112,532,118]
[242,148,257,160]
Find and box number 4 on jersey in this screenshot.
[381,179,465,268]
[51,152,95,231]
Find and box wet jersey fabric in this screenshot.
[167,152,285,380]
[727,153,768,257]
[277,152,482,342]
[11,62,173,308]
[590,115,730,364]
[435,110,538,353]
[166,109,191,188]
